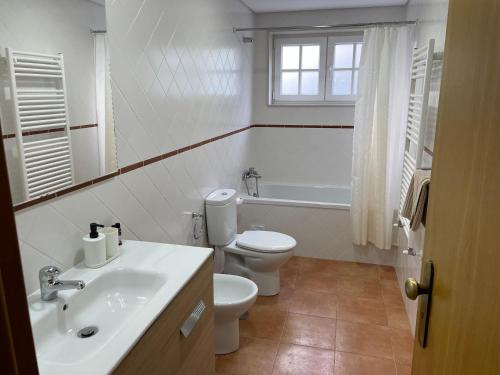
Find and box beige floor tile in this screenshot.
[390,328,414,366]
[215,337,279,375]
[334,351,397,375]
[295,271,337,294]
[337,295,388,326]
[240,304,287,340]
[281,313,336,349]
[288,289,337,318]
[272,344,335,375]
[378,265,398,281]
[336,321,393,359]
[336,275,382,300]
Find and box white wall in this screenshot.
[248,127,353,186]
[247,6,407,188]
[0,0,105,128]
[396,0,449,334]
[0,0,106,202]
[238,203,396,265]
[252,6,407,126]
[15,0,254,295]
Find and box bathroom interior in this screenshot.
[1,0,499,374]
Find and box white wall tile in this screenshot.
[14,0,255,294]
[248,128,353,187]
[15,205,86,268]
[19,241,67,296]
[238,203,395,266]
[394,0,449,335]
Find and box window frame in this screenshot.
[325,35,364,103]
[269,31,363,107]
[273,36,327,102]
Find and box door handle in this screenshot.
[405,278,430,300]
[404,260,434,348]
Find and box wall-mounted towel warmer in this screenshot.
[398,39,440,239]
[5,48,74,201]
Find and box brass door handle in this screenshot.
[405,278,430,300]
[405,261,434,348]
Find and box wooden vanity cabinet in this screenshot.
[114,258,215,375]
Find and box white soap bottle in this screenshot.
[83,223,106,268]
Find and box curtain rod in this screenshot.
[233,20,417,33]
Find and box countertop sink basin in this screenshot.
[27,240,213,375]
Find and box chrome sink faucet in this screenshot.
[39,266,85,301]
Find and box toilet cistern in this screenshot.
[39,266,85,301]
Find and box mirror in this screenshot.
[0,0,117,205]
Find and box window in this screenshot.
[274,37,327,101]
[326,36,363,102]
[272,34,363,105]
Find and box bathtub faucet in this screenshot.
[242,167,261,197]
[242,167,261,181]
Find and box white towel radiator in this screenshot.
[5,48,74,200]
[398,39,439,239]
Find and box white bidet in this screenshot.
[213,274,258,354]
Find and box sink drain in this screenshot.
[77,326,99,338]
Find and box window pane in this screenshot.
[300,71,319,95]
[301,45,320,69]
[332,70,352,95]
[334,44,353,69]
[282,45,300,69]
[353,70,359,95]
[355,44,362,68]
[281,71,299,95]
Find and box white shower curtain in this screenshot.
[94,33,117,175]
[351,26,413,250]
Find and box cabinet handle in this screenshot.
[180,300,205,338]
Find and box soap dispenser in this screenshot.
[83,223,106,268]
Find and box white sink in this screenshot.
[27,240,213,375]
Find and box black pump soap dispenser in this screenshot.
[112,223,122,245]
[83,223,106,268]
[89,223,104,238]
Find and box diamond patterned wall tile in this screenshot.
[15,0,255,293]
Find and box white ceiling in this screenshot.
[241,0,407,13]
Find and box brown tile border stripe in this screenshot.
[12,123,353,212]
[253,124,354,129]
[13,125,252,212]
[2,123,98,139]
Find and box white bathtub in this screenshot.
[241,183,351,210]
[238,183,394,265]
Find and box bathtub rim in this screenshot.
[240,195,350,210]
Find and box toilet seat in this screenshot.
[235,231,296,253]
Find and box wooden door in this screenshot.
[411,0,500,374]
[0,119,38,371]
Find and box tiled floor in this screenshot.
[215,256,413,375]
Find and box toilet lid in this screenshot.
[236,231,296,253]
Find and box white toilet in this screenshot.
[205,189,296,296]
[213,274,258,354]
